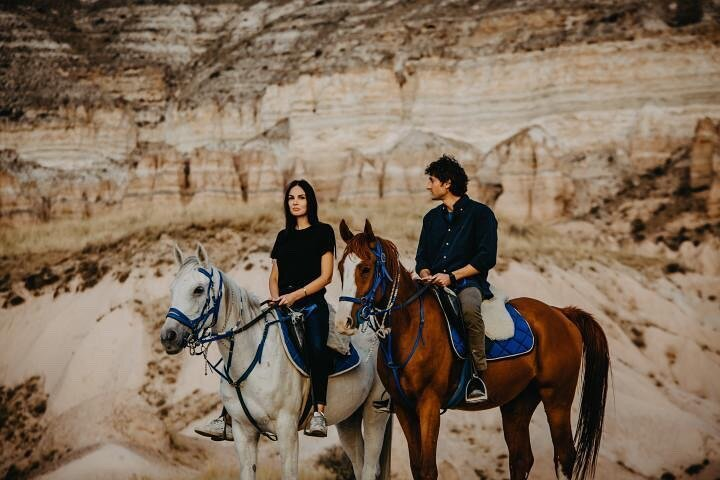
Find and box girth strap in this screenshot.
[235,382,278,441]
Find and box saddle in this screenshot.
[432,285,534,362]
[276,307,361,379]
[431,286,467,358]
[433,285,536,409]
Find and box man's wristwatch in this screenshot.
[448,272,457,286]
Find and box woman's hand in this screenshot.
[277,290,304,307]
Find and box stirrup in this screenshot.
[465,374,488,404]
[214,422,234,442]
[373,390,392,413]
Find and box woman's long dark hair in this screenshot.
[283,179,319,231]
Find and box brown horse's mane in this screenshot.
[339,233,408,281]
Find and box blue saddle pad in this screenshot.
[447,303,535,362]
[277,313,361,378]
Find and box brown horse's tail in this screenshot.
[561,306,610,480]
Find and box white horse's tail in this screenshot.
[378,418,393,480]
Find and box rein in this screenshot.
[339,241,430,405]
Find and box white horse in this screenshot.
[160,243,392,479]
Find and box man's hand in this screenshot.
[430,273,452,287]
[419,269,434,284]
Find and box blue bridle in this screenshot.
[339,241,396,327]
[166,267,224,341]
[338,240,429,406]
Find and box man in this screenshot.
[415,154,498,402]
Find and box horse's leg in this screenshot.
[394,404,422,479]
[336,408,365,479]
[230,419,259,480]
[358,401,390,480]
[540,387,576,480]
[276,410,300,479]
[416,392,442,479]
[500,385,541,480]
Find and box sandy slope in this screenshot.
[1,246,719,479]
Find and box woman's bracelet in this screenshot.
[303,287,308,297]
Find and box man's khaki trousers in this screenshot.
[458,287,487,372]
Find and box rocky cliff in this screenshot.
[1,0,719,223]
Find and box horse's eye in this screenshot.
[360,266,371,275]
[193,286,204,295]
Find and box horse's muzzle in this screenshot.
[160,325,189,354]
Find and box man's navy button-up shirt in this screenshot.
[415,195,498,299]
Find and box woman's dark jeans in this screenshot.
[295,295,331,406]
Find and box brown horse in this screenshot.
[335,219,609,480]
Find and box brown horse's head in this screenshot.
[336,219,401,334]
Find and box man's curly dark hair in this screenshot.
[424,154,468,196]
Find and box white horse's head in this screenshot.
[160,242,217,354]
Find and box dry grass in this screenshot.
[498,222,664,272]
[0,197,427,259]
[0,196,664,275]
[332,200,664,273]
[0,199,281,258]
[324,197,428,255]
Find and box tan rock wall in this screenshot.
[1,1,719,223]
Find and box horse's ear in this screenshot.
[173,243,184,267]
[363,219,375,241]
[196,242,210,267]
[339,219,354,243]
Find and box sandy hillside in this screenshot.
[1,203,719,480]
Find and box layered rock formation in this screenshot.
[484,127,574,221]
[1,0,719,223]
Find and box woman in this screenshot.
[269,179,335,437]
[194,179,335,440]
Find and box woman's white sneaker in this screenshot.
[194,417,233,441]
[304,412,327,437]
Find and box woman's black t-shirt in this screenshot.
[270,222,336,301]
